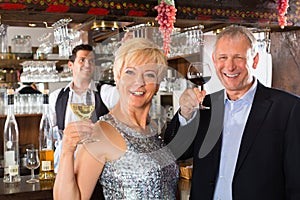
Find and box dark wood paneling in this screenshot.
[271,30,300,95]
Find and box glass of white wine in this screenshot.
[25,149,40,183]
[70,88,97,144]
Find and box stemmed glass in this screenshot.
[25,149,40,183]
[187,62,212,110]
[69,88,97,144]
[165,69,177,92]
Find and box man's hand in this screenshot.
[179,88,206,120]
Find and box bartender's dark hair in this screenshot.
[69,44,93,62]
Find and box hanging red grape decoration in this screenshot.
[155,0,177,56]
[277,0,289,29]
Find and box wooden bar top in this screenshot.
[0,175,53,200]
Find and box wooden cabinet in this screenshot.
[168,53,201,78]
[0,114,42,159]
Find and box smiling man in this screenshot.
[49,44,112,174]
[212,27,259,101]
[165,26,300,200]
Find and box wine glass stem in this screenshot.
[31,169,35,180]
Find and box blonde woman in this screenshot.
[53,38,179,200]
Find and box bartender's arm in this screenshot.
[100,84,119,110]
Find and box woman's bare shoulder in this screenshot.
[84,121,127,162]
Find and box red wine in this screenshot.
[188,76,211,86]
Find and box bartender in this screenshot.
[15,82,41,94]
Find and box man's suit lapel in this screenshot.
[234,82,273,175]
[198,90,224,159]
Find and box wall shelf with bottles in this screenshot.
[0,113,42,119]
[0,52,33,60]
[0,58,69,85]
[0,45,67,68]
[0,57,68,68]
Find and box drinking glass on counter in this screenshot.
[25,149,40,183]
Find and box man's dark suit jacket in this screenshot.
[165,81,300,200]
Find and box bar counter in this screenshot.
[0,175,53,200]
[0,176,191,200]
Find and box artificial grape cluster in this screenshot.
[277,0,289,29]
[155,1,177,56]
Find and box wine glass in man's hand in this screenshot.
[187,62,212,110]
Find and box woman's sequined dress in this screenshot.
[99,114,179,200]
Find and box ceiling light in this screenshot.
[91,20,120,32]
[28,23,36,27]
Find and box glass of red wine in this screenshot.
[187,62,212,110]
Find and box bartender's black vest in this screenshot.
[55,87,109,130]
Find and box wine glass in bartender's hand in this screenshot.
[187,62,212,110]
[70,88,97,144]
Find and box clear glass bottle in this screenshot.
[11,35,32,53]
[0,24,8,54]
[39,90,55,180]
[3,89,21,183]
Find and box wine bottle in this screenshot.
[3,89,21,183]
[39,90,55,180]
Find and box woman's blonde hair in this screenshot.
[113,38,167,83]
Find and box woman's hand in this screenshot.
[62,120,95,153]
